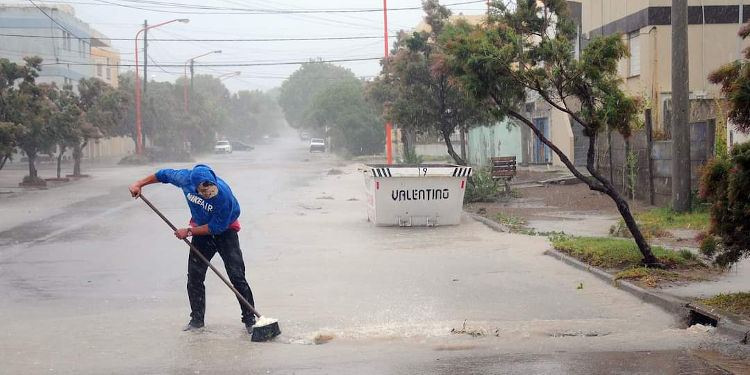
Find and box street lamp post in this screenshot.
[182,50,222,112]
[134,18,188,156]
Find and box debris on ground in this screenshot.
[313,332,335,344]
[298,204,322,210]
[687,324,716,333]
[451,320,491,337]
[550,330,610,337]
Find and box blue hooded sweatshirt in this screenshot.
[155,164,241,234]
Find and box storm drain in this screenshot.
[688,309,718,327]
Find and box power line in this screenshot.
[147,55,182,76]
[42,56,382,67]
[0,33,398,42]
[26,0,88,42]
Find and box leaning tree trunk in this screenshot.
[441,124,466,165]
[507,109,659,266]
[72,140,87,177]
[56,145,65,179]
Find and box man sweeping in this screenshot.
[129,164,257,333]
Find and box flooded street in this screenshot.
[0,136,746,374]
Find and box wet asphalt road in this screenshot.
[0,135,747,374]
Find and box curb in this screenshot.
[467,213,510,233]
[468,213,750,344]
[543,248,750,344]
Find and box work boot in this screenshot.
[245,319,256,334]
[183,319,204,331]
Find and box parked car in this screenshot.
[309,138,325,152]
[230,140,254,151]
[299,131,310,140]
[214,140,232,154]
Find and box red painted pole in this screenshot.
[135,29,143,155]
[383,0,392,164]
[134,18,188,156]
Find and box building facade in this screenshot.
[0,4,91,89]
[89,29,119,89]
[582,0,750,138]
[0,4,133,161]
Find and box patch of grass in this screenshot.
[495,213,526,231]
[638,207,710,230]
[21,175,46,185]
[699,293,750,318]
[678,249,697,261]
[550,236,693,269]
[609,207,710,239]
[614,267,682,287]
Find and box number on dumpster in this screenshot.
[420,167,428,176]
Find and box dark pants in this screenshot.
[187,229,256,324]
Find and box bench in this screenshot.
[490,156,517,193]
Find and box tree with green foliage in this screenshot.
[442,0,659,265]
[306,79,384,155]
[367,1,490,165]
[697,20,750,266]
[709,21,750,134]
[0,122,24,170]
[47,84,81,179]
[279,61,358,130]
[228,89,285,141]
[0,57,57,183]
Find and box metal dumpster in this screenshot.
[363,164,472,226]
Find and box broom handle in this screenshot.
[139,194,261,319]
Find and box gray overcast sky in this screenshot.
[7,0,487,92]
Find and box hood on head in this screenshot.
[190,164,217,187]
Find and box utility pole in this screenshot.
[143,20,148,94]
[672,0,691,212]
[190,59,195,92]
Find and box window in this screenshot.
[61,31,71,51]
[97,64,103,77]
[629,32,640,77]
[106,58,111,80]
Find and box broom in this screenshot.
[138,193,281,342]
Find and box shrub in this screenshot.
[699,235,718,257]
[699,141,750,266]
[401,149,423,164]
[464,169,500,203]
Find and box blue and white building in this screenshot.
[0,4,92,89]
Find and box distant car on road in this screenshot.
[230,140,254,151]
[309,138,325,153]
[299,131,310,140]
[214,140,232,154]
